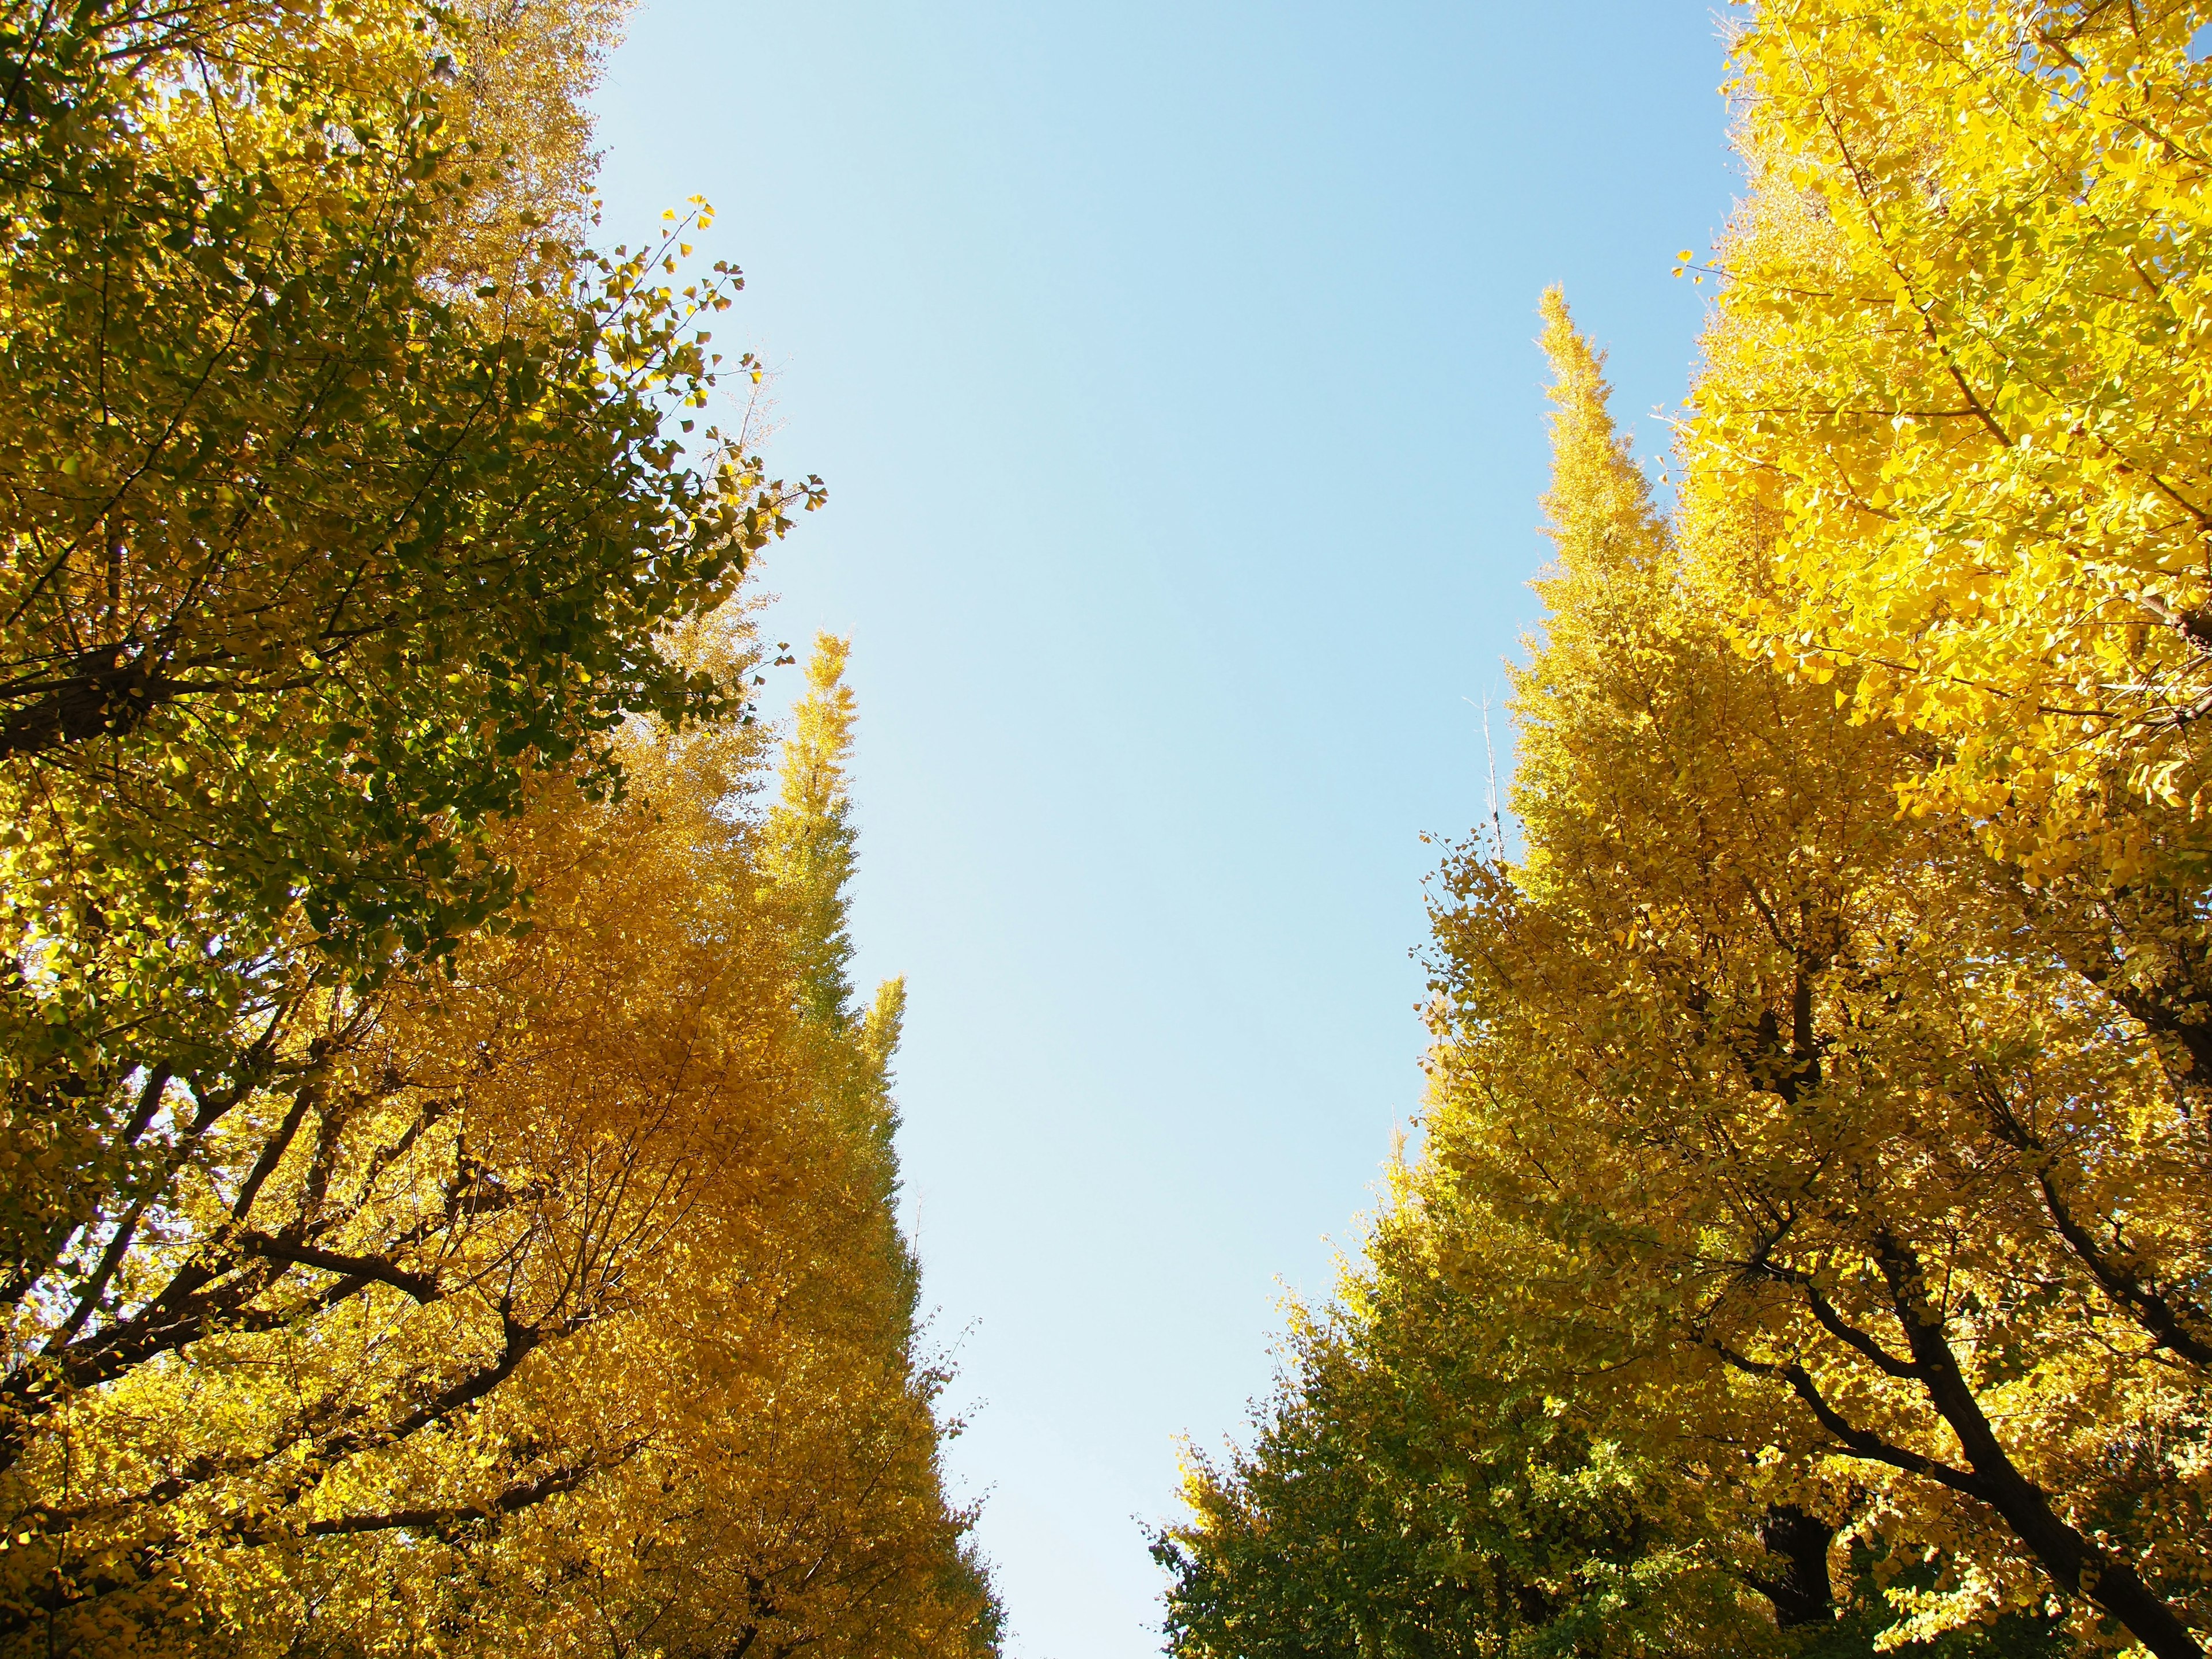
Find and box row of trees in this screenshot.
[1161,3,2212,1657]
[0,1,998,1652]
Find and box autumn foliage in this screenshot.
[0,2,995,1653]
[1163,5,2212,1658]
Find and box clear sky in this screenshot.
[591,7,1740,1654]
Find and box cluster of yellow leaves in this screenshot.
[1685,0,2212,880]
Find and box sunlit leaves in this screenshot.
[1175,282,2212,1659]
[0,0,819,1363]
[1686,0,2212,884]
[0,3,986,1652]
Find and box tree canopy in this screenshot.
[0,3,994,1652]
[1163,6,2212,1656]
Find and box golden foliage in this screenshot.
[0,2,991,1650]
[1685,0,2212,879]
[1168,286,2212,1659]
[0,617,995,1655]
[1217,10,2212,1648]
[1419,296,2211,1656]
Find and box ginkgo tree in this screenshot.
[1165,289,2212,1659]
[1172,2,2212,1649]
[0,1,994,1650]
[1424,296,2208,1657]
[0,0,820,1330]
[0,615,998,1656]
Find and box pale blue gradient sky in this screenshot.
[592,7,1738,1654]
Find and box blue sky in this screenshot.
[592,6,1740,1654]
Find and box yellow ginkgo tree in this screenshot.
[1167,293,2212,1659]
[0,616,998,1657]
[0,2,993,1650]
[1418,296,2212,1658]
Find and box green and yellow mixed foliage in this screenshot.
[0,2,997,1652]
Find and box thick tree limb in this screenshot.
[1869,1233,2205,1659]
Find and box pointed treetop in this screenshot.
[767,632,861,1028]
